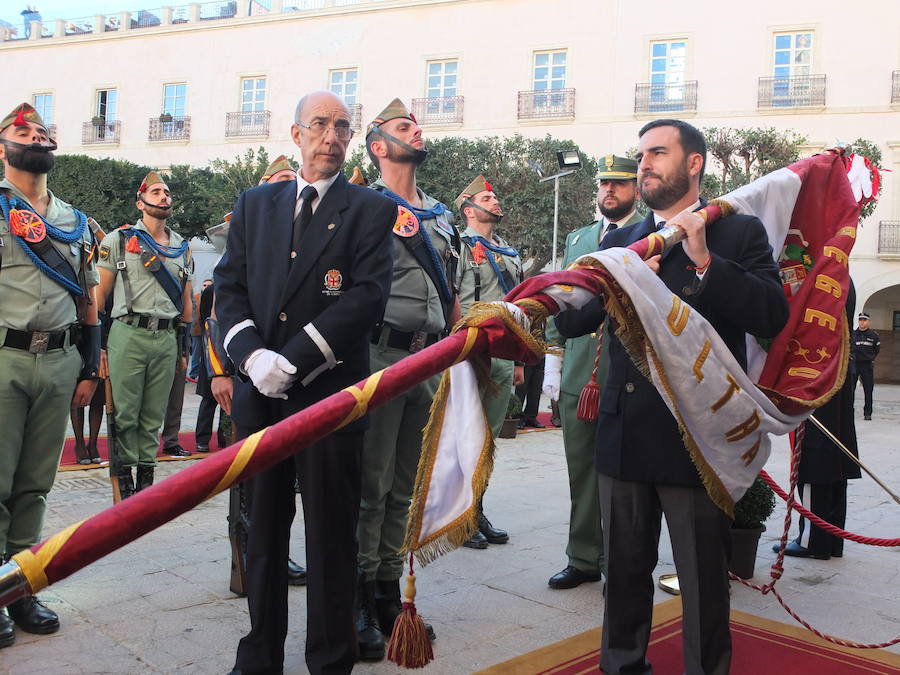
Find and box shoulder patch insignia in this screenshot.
[393,206,419,237]
[99,245,110,261]
[434,215,454,235]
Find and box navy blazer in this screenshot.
[214,172,396,431]
[556,208,788,486]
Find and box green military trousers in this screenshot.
[482,358,514,438]
[559,390,605,574]
[358,343,440,582]
[107,320,177,468]
[0,336,80,556]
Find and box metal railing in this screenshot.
[199,1,238,20]
[634,80,698,113]
[757,74,826,108]
[517,88,575,120]
[878,221,900,255]
[64,17,94,35]
[411,96,464,125]
[225,110,271,137]
[47,124,58,141]
[148,116,191,142]
[892,71,900,104]
[82,120,121,144]
[347,103,363,132]
[131,8,165,28]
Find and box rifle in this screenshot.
[227,482,248,596]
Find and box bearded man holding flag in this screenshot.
[556,119,788,675]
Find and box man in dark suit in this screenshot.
[556,119,788,675]
[215,90,396,675]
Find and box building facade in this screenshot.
[3,0,899,378]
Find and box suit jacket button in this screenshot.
[279,312,288,322]
[624,382,635,393]
[290,251,297,259]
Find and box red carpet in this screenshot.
[59,431,226,471]
[516,411,559,434]
[477,599,900,674]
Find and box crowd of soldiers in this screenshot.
[0,93,869,675]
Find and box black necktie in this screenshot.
[291,184,318,260]
[657,220,666,231]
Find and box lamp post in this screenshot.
[538,149,581,271]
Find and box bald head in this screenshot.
[294,90,347,124]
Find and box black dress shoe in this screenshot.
[548,565,602,589]
[478,513,509,544]
[463,530,489,549]
[163,444,192,457]
[525,417,545,429]
[287,558,307,586]
[7,595,60,634]
[772,540,830,560]
[196,444,210,453]
[0,609,14,648]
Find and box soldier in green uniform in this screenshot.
[455,175,523,549]
[0,102,101,644]
[97,171,193,499]
[544,154,642,589]
[355,98,458,659]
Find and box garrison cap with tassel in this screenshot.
[258,155,294,185]
[0,102,48,133]
[454,174,495,210]
[137,170,167,196]
[366,98,416,138]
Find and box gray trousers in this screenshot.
[598,474,732,675]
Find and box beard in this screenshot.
[599,197,635,222]
[640,162,691,212]
[3,141,55,174]
[385,140,428,166]
[141,202,173,219]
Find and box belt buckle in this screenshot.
[29,331,50,353]
[409,330,427,353]
[147,317,159,331]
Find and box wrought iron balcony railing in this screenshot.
[82,119,121,144]
[149,116,191,142]
[517,88,575,120]
[878,221,900,255]
[225,110,271,137]
[411,96,464,125]
[347,103,362,132]
[757,74,826,108]
[634,80,698,113]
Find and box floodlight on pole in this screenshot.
[536,149,580,272]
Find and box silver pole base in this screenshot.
[0,560,29,608]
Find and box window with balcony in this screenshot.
[519,50,574,119]
[759,31,824,107]
[634,40,697,113]
[150,83,190,142]
[329,68,362,130]
[33,93,53,126]
[227,77,270,137]
[412,59,463,125]
[84,89,120,144]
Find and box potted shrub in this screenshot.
[499,392,522,439]
[159,112,173,123]
[729,475,776,579]
[91,115,104,126]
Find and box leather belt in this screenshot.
[372,326,439,353]
[3,326,76,353]
[117,314,177,331]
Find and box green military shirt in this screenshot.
[97,219,192,320]
[457,226,522,315]
[373,179,458,334]
[0,178,99,332]
[546,211,643,395]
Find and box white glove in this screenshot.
[542,352,563,400]
[244,348,298,399]
[847,154,873,204]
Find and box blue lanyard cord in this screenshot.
[129,227,189,259]
[466,235,519,294]
[0,192,86,243]
[0,192,86,296]
[379,189,453,304]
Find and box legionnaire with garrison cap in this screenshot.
[257,154,296,185]
[97,171,193,498]
[356,98,459,659]
[0,102,102,644]
[455,174,523,549]
[543,153,642,591]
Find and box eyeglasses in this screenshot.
[297,120,355,141]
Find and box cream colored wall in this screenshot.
[2,0,899,319]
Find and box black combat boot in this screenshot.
[7,595,59,634]
[117,468,135,500]
[376,578,436,641]
[0,607,14,648]
[355,571,384,660]
[136,466,154,492]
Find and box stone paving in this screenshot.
[1,384,899,674]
